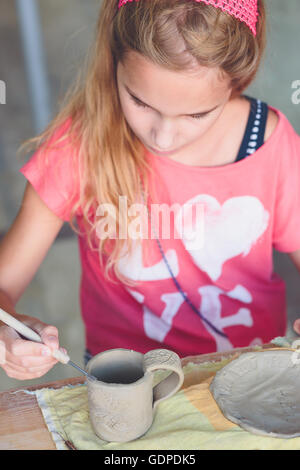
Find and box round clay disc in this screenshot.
[210,350,300,438]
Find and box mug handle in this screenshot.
[143,349,184,410]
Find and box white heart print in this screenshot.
[175,195,269,281]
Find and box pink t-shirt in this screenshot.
[19,105,300,358]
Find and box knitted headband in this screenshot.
[118,0,259,36]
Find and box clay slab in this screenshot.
[210,350,300,438]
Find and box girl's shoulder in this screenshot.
[19,116,81,222]
[238,95,280,144]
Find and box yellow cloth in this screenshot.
[35,351,300,450]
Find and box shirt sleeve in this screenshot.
[19,118,81,222]
[272,118,300,252]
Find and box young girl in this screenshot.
[1,0,300,380]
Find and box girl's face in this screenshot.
[117,51,232,159]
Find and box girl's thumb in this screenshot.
[39,326,60,350]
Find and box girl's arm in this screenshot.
[0,181,65,379]
[289,249,300,273]
[288,249,300,335]
[0,181,64,304]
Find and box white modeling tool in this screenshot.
[0,307,97,380]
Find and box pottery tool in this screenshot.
[0,307,97,381]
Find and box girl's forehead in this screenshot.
[118,51,231,109]
[120,50,226,83]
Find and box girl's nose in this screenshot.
[152,118,176,151]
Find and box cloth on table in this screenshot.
[33,339,300,450]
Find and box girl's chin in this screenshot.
[145,144,179,157]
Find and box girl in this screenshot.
[1,0,300,380]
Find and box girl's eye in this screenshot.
[131,96,148,108]
[131,95,206,120]
[190,114,205,120]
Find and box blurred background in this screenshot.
[0,0,299,391]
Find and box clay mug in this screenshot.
[86,348,184,442]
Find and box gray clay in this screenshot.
[210,350,300,438]
[86,348,184,442]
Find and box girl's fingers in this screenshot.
[293,319,300,335]
[2,351,57,376]
[15,317,60,351]
[34,325,60,351]
[10,338,53,358]
[1,325,57,358]
[2,363,54,380]
[4,351,57,369]
[0,320,62,380]
[3,361,54,375]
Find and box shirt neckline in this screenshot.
[145,105,284,174]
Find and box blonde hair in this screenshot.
[18,0,267,285]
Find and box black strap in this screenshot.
[235,95,269,163]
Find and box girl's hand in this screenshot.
[0,314,61,380]
[293,319,300,336]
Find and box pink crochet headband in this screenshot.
[118,0,259,36]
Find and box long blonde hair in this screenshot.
[18,0,267,285]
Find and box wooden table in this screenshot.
[0,344,274,450]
